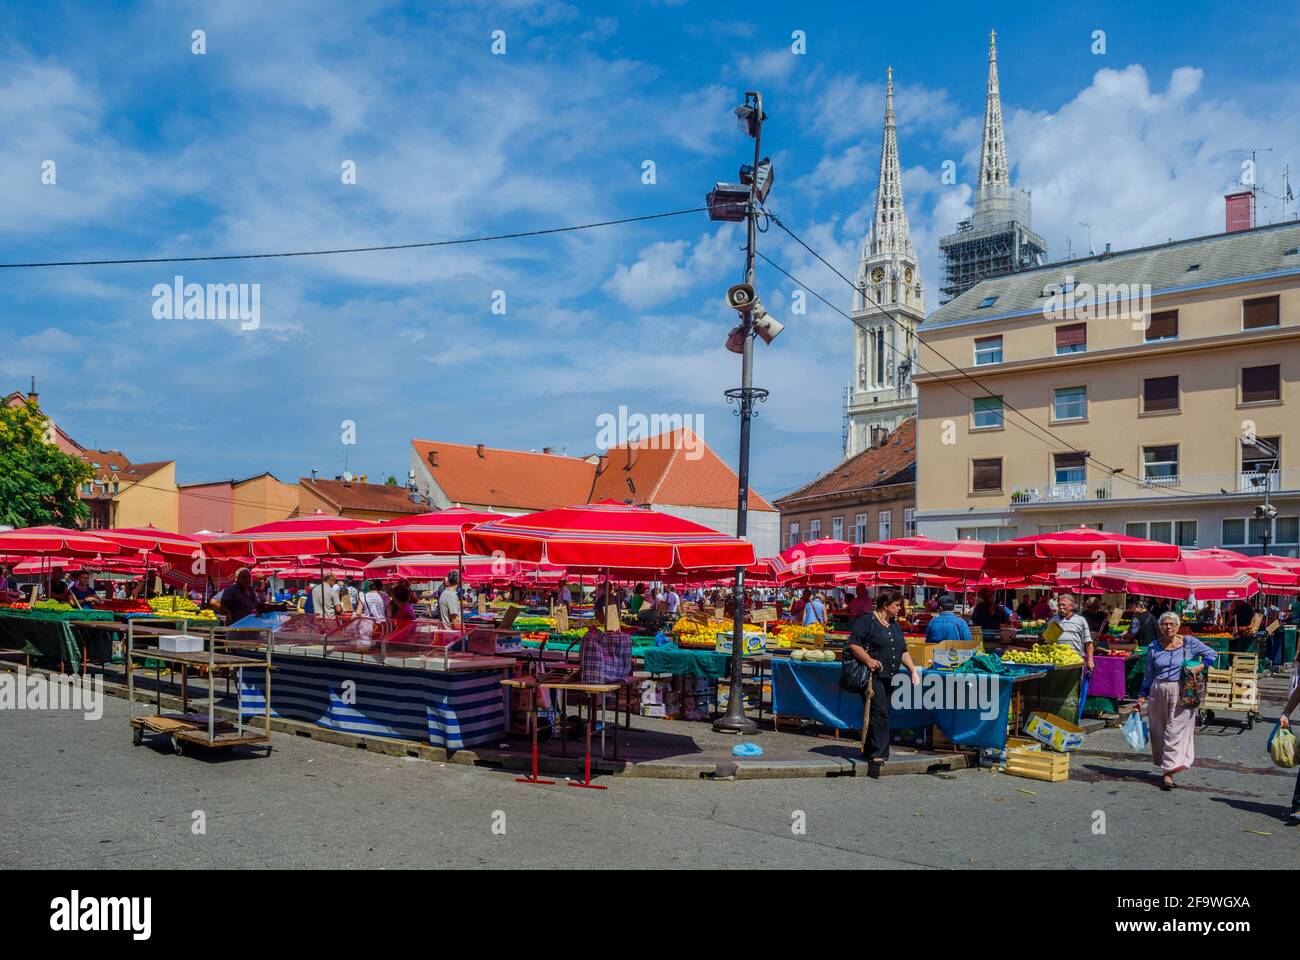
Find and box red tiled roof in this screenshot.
[775,418,916,506]
[411,440,597,511]
[590,428,774,512]
[412,431,775,513]
[299,478,427,515]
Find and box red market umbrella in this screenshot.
[95,526,202,558]
[850,535,940,571]
[769,539,855,582]
[363,554,516,581]
[1194,553,1300,589]
[0,526,121,558]
[879,539,989,574]
[202,513,376,560]
[462,501,755,572]
[986,527,1181,563]
[328,507,509,556]
[1093,558,1261,601]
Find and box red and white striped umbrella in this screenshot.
[0,526,121,558]
[203,513,376,560]
[1093,558,1260,601]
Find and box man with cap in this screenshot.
[924,594,972,642]
[211,568,264,626]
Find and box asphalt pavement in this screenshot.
[2,686,1296,870]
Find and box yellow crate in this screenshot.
[1005,748,1070,783]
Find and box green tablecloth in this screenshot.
[0,613,81,670]
[641,645,731,679]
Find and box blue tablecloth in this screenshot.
[770,659,1013,749]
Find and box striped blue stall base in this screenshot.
[239,656,506,750]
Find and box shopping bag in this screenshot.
[1121,710,1149,751]
[1267,724,1297,768]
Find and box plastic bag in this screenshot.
[1122,710,1149,751]
[1267,724,1297,768]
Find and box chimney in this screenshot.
[27,375,37,404]
[428,451,439,469]
[1225,191,1253,232]
[476,443,485,459]
[542,446,553,455]
[595,454,608,475]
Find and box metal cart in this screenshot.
[126,618,273,756]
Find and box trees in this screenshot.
[0,399,93,528]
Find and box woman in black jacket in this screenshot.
[845,589,922,779]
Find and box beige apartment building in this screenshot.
[914,220,1300,556]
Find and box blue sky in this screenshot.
[4,0,1298,505]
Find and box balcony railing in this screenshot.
[1010,469,1300,505]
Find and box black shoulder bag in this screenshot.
[839,618,876,693]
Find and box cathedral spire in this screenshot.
[868,66,912,260]
[978,30,1009,189]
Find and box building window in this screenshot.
[831,516,843,541]
[1222,518,1246,546]
[957,526,1015,542]
[788,522,799,548]
[1242,437,1280,491]
[1055,322,1087,355]
[973,395,1004,429]
[974,336,1003,366]
[1130,520,1197,547]
[854,513,868,544]
[1142,445,1179,486]
[1145,310,1178,342]
[903,508,916,537]
[83,482,93,495]
[112,481,119,494]
[978,295,999,309]
[1053,386,1087,421]
[1142,375,1180,413]
[809,519,821,540]
[879,510,892,540]
[1277,517,1299,549]
[972,458,1003,493]
[1242,295,1280,330]
[1053,452,1086,486]
[1241,364,1281,404]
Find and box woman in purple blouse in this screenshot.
[1136,612,1218,791]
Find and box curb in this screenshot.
[3,662,977,781]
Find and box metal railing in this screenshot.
[1010,469,1300,504]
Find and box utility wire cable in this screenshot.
[0,208,708,269]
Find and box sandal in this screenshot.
[1160,775,1174,791]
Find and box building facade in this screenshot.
[177,473,299,534]
[914,220,1300,556]
[937,31,1046,303]
[846,68,923,458]
[777,418,916,550]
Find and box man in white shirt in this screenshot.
[1049,593,1094,672]
[666,587,680,614]
[311,574,341,618]
[438,571,462,628]
[556,579,573,611]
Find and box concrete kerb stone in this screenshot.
[0,662,978,781]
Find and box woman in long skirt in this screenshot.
[1136,612,1218,790]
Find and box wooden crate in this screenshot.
[1203,668,1233,709]
[1230,677,1259,709]
[1230,653,1259,676]
[1005,748,1069,783]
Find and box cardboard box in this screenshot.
[907,640,938,668]
[715,631,766,656]
[1023,711,1085,752]
[158,634,204,654]
[931,638,983,668]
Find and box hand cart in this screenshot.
[126,617,273,756]
[1197,651,1261,730]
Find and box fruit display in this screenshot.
[771,621,826,648]
[0,602,32,610]
[1001,642,1083,666]
[673,617,760,648]
[33,599,74,611]
[790,648,838,662]
[96,598,153,613]
[148,595,218,622]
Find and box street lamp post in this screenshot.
[713,92,768,736]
